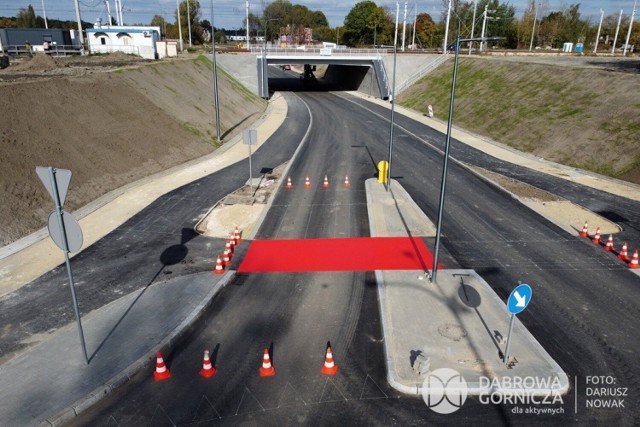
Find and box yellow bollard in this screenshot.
[377,160,389,185]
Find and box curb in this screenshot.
[40,271,235,427]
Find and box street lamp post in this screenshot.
[431,34,502,283]
[211,0,220,142]
[261,18,279,99]
[377,44,398,192]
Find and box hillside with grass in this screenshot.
[398,57,640,185]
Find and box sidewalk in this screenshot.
[0,272,233,426]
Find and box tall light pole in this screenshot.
[469,1,477,54]
[612,9,624,55]
[623,0,638,56]
[431,34,502,283]
[379,44,398,192]
[593,8,604,53]
[261,18,279,99]
[529,1,538,52]
[176,0,183,51]
[187,0,192,48]
[211,0,220,142]
[443,0,452,53]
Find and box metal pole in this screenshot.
[443,0,451,53]
[211,0,221,142]
[503,313,515,365]
[432,36,460,282]
[187,0,192,48]
[402,1,408,52]
[41,0,48,28]
[612,10,623,55]
[412,2,417,50]
[48,168,88,364]
[469,1,477,55]
[529,1,538,52]
[623,0,638,56]
[249,140,253,196]
[246,0,250,50]
[386,44,398,192]
[394,2,399,47]
[480,5,488,51]
[593,8,604,53]
[176,0,183,51]
[72,0,85,54]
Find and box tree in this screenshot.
[262,0,328,43]
[16,5,37,28]
[343,1,390,47]
[150,15,167,37]
[414,13,439,48]
[176,0,203,44]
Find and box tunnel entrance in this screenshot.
[266,64,373,95]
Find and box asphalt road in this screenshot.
[67,82,639,424]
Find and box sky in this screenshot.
[0,1,636,29]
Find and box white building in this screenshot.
[86,25,161,59]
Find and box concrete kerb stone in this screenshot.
[245,92,314,241]
[40,271,235,427]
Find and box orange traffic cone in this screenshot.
[321,346,338,376]
[579,222,589,237]
[213,255,225,275]
[225,239,234,254]
[286,176,293,189]
[233,226,241,243]
[199,350,217,378]
[629,250,639,269]
[305,176,311,188]
[323,175,329,188]
[154,352,171,381]
[343,176,350,188]
[591,227,601,244]
[259,348,275,377]
[604,235,614,251]
[228,235,236,250]
[222,247,232,266]
[618,242,630,261]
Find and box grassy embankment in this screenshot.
[398,57,640,184]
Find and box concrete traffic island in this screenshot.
[366,178,569,398]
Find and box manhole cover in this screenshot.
[438,323,468,341]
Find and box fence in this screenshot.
[4,44,83,57]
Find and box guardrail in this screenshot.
[4,44,83,57]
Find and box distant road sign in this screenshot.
[507,283,532,315]
[36,166,72,207]
[48,210,83,252]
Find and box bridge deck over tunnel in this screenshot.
[212,49,447,100]
[256,48,391,99]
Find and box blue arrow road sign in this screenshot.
[507,284,532,315]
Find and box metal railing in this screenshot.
[395,54,450,94]
[4,44,83,57]
[251,47,389,57]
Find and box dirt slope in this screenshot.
[398,57,640,185]
[0,54,265,246]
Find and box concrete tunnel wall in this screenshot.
[322,64,373,92]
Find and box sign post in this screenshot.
[243,129,258,196]
[504,283,532,365]
[36,166,88,364]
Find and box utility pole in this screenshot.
[394,2,399,47]
[187,0,192,48]
[593,8,604,53]
[246,0,250,50]
[529,1,538,52]
[176,0,183,51]
[72,0,85,54]
[480,5,488,51]
[41,0,48,28]
[443,0,452,53]
[411,1,417,50]
[105,0,112,26]
[402,1,407,52]
[469,1,477,54]
[623,0,638,56]
[612,9,623,54]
